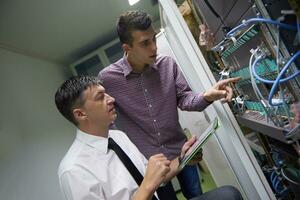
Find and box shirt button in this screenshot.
[149,104,152,108]
[153,119,156,122]
[161,145,164,148]
[144,89,148,92]
[157,132,160,136]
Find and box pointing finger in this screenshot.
[219,77,241,86]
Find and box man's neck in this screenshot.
[126,54,146,73]
[79,124,109,138]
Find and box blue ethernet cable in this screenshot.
[271,172,280,193]
[251,54,300,84]
[227,18,299,37]
[269,51,300,106]
[272,172,285,195]
[251,51,300,106]
[270,170,276,183]
[274,176,282,193]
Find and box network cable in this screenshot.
[269,51,300,106]
[249,49,299,128]
[252,54,300,84]
[270,170,283,194]
[249,48,264,101]
[248,48,281,125]
[274,22,293,124]
[226,18,299,38]
[251,51,300,106]
[270,166,290,197]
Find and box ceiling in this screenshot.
[0,0,160,65]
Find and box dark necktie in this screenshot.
[107,137,144,185]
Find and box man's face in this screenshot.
[79,84,116,127]
[126,26,157,66]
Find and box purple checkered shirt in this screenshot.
[98,55,211,160]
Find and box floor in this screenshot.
[176,169,217,200]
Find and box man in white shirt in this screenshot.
[55,76,242,200]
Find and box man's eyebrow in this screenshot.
[139,38,149,44]
[139,33,157,44]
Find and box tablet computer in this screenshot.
[178,117,220,170]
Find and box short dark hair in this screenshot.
[54,76,102,126]
[117,10,152,45]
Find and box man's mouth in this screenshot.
[150,54,156,59]
[109,107,115,113]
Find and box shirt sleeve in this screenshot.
[172,58,212,111]
[59,167,104,200]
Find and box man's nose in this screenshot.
[107,95,115,103]
[151,40,157,52]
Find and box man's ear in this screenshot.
[73,108,88,122]
[122,43,130,53]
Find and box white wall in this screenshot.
[0,48,74,200]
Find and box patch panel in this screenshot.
[221,25,259,59]
[231,58,278,86]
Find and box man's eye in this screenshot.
[96,95,104,100]
[142,41,149,46]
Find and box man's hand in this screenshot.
[142,154,171,193]
[180,136,203,165]
[203,77,241,103]
[134,154,171,200]
[159,137,204,184]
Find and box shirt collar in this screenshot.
[121,54,133,77]
[75,129,109,154]
[150,62,158,70]
[121,54,158,77]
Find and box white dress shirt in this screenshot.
[58,129,151,200]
